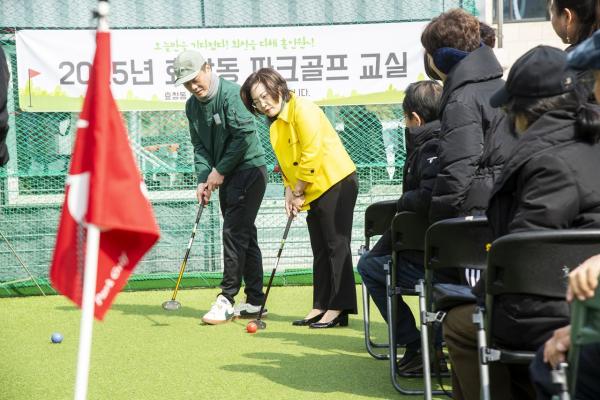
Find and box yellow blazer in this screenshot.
[270,93,356,210]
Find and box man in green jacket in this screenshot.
[174,50,267,325]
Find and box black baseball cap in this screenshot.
[490,45,577,108]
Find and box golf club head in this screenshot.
[162,300,181,311]
[254,319,267,330]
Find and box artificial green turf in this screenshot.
[0,286,450,399]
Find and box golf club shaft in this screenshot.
[256,214,294,321]
[170,203,204,301]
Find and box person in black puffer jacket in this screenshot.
[358,80,443,375]
[444,46,600,400]
[530,29,600,400]
[421,8,518,223]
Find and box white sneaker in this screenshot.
[234,302,268,318]
[201,295,234,325]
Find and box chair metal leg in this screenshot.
[551,363,571,400]
[417,280,433,400]
[474,307,492,400]
[362,283,390,360]
[384,263,446,396]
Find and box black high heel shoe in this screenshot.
[309,312,348,329]
[292,312,325,326]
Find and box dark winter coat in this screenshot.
[484,109,600,350]
[566,43,596,104]
[429,45,514,223]
[398,120,441,216]
[370,120,440,259]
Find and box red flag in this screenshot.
[50,31,160,320]
[28,68,40,78]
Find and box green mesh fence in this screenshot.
[0,0,480,296]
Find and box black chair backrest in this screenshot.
[390,211,429,253]
[424,217,493,310]
[364,200,397,249]
[388,212,429,295]
[425,216,493,273]
[485,230,600,354]
[486,230,600,298]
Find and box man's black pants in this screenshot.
[218,165,267,306]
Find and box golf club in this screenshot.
[251,213,294,329]
[162,203,204,311]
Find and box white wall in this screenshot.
[493,21,566,73]
[480,0,566,73]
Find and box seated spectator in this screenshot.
[420,8,515,223]
[424,19,496,79]
[443,45,600,400]
[357,80,443,375]
[529,28,600,400]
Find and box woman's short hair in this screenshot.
[240,68,291,115]
[552,0,600,45]
[421,8,481,55]
[402,80,443,123]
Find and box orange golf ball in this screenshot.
[246,321,257,333]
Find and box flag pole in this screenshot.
[74,224,100,400]
[73,3,109,399]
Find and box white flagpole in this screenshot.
[74,224,100,400]
[74,3,109,399]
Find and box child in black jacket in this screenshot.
[357,80,442,375]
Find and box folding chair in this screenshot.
[567,274,600,397]
[479,230,600,400]
[385,211,446,395]
[420,216,493,400]
[360,200,398,360]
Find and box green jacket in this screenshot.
[186,78,266,183]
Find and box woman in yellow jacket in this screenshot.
[241,68,358,328]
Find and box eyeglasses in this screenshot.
[251,91,270,109]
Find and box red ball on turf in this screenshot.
[246,322,257,333]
